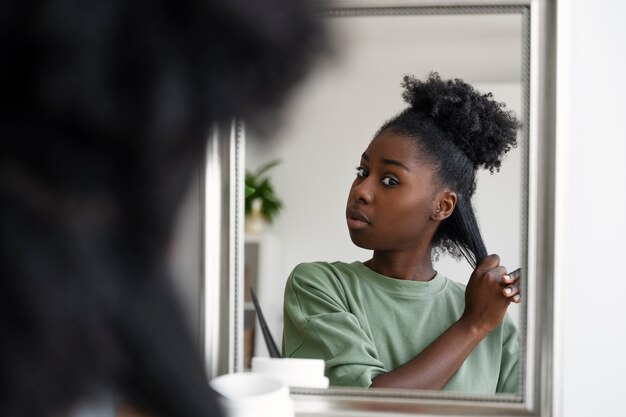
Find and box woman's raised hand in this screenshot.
[369,255,523,390]
[460,254,521,337]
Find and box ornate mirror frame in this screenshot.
[200,0,557,415]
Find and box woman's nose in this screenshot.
[351,178,374,204]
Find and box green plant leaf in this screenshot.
[253,159,282,178]
[244,159,284,223]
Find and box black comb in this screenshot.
[249,287,281,358]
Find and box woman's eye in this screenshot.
[355,166,368,178]
[381,176,399,186]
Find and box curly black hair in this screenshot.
[0,1,323,416]
[378,72,519,266]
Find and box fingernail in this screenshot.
[504,287,512,295]
[513,294,521,302]
[503,274,511,282]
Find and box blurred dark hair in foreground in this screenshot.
[0,0,324,416]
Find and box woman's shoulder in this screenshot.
[287,261,361,293]
[285,262,360,313]
[290,261,358,278]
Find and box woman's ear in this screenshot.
[431,190,457,221]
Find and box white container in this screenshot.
[210,373,293,417]
[251,357,329,389]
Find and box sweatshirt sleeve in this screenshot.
[282,263,386,387]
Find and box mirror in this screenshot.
[202,1,557,415]
[244,9,526,374]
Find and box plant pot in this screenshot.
[245,198,267,235]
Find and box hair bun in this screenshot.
[401,72,519,172]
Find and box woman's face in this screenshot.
[346,130,442,251]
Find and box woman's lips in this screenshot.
[346,208,371,230]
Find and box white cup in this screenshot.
[251,357,329,389]
[210,373,293,417]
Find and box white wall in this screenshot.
[556,1,626,416]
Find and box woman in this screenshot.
[283,73,521,393]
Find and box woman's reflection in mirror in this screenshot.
[283,73,521,393]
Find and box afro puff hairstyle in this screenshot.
[379,72,519,267]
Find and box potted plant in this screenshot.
[245,159,283,234]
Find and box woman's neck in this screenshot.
[365,249,435,282]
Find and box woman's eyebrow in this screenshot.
[380,157,410,171]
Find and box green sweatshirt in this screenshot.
[282,261,519,394]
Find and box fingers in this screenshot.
[473,257,523,304]
[502,284,520,299]
[476,254,501,272]
[474,255,505,282]
[503,268,521,284]
[505,289,521,303]
[502,268,522,303]
[490,265,508,281]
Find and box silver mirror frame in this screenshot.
[200,0,557,415]
[202,120,246,377]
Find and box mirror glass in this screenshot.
[243,8,527,396]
